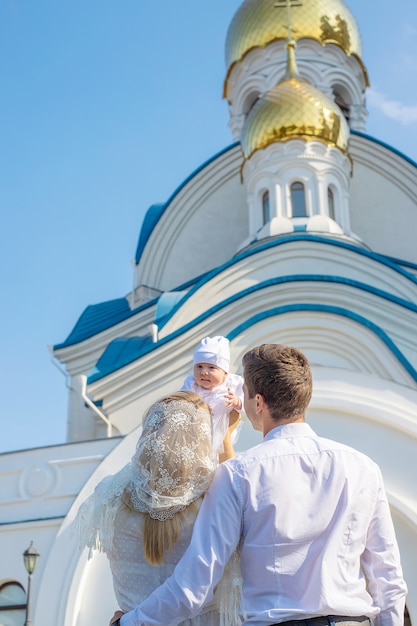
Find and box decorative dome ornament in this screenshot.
[224,0,369,97]
[240,39,350,162]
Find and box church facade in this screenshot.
[1,1,416,624]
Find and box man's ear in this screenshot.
[255,393,267,413]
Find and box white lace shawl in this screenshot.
[76,397,217,554]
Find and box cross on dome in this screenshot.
[274,0,302,42]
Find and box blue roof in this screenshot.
[87,234,417,383]
[87,294,417,385]
[154,291,188,326]
[89,336,154,381]
[54,297,157,349]
[154,233,417,333]
[134,203,166,265]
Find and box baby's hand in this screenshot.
[224,387,242,410]
[109,610,125,626]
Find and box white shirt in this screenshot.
[121,422,407,626]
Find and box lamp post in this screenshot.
[23,541,40,626]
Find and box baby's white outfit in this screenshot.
[181,373,244,454]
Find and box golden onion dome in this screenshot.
[225,0,368,91]
[241,44,350,160]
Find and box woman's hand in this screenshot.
[219,409,241,463]
[227,408,241,433]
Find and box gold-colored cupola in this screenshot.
[224,0,369,97]
[241,40,350,161]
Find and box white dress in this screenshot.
[107,497,231,625]
[181,373,244,454]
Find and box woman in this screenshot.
[76,390,241,626]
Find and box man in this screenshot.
[115,344,408,626]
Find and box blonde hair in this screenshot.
[143,501,198,565]
[135,390,213,565]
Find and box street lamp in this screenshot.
[23,541,40,626]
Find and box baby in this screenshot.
[181,336,244,456]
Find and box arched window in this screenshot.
[262,190,270,225]
[244,92,260,116]
[290,182,307,217]
[0,580,27,625]
[327,187,335,220]
[333,87,351,123]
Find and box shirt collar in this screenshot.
[264,421,316,442]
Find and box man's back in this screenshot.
[219,422,404,623]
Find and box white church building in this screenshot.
[1,0,416,624]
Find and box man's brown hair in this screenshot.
[242,344,312,421]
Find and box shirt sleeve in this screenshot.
[120,461,242,626]
[360,466,408,626]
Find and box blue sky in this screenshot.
[1,0,416,454]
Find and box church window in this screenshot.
[244,92,260,116]
[262,191,270,225]
[0,580,27,625]
[328,187,335,220]
[333,88,351,123]
[290,182,306,217]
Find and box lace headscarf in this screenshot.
[76,393,217,555]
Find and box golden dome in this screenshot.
[241,59,350,160]
[225,0,367,88]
